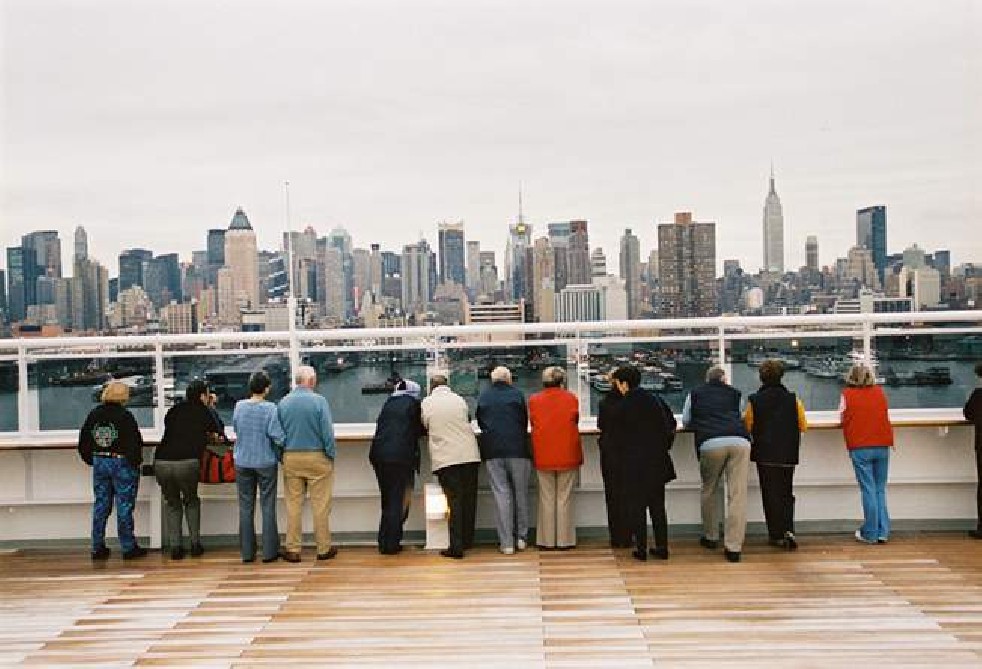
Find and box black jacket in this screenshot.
[78,403,144,468]
[597,391,622,453]
[475,382,530,460]
[370,394,424,466]
[688,380,750,452]
[965,388,982,451]
[610,387,677,485]
[748,383,801,465]
[156,400,223,461]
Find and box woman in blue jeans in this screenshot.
[840,364,894,544]
[231,371,286,563]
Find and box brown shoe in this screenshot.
[280,550,301,563]
[316,547,338,561]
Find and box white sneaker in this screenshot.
[516,538,527,551]
[500,546,515,555]
[855,530,874,544]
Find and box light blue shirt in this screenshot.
[231,399,285,469]
[277,386,337,459]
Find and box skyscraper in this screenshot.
[568,220,591,285]
[22,231,62,279]
[437,222,466,287]
[658,212,717,317]
[401,242,433,313]
[224,207,260,310]
[762,168,784,274]
[531,237,555,322]
[118,248,153,291]
[806,235,819,271]
[206,229,226,286]
[71,256,109,331]
[466,240,481,297]
[619,228,641,319]
[478,251,498,299]
[5,246,36,322]
[327,227,354,317]
[591,247,607,277]
[547,222,571,292]
[856,205,887,284]
[74,226,88,263]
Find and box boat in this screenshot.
[321,355,357,373]
[590,376,613,392]
[361,380,396,395]
[884,366,953,387]
[91,375,154,405]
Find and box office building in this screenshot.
[658,212,717,317]
[74,226,88,263]
[844,245,881,291]
[856,205,887,284]
[619,228,641,319]
[466,240,481,296]
[5,246,38,322]
[591,247,607,278]
[505,221,531,301]
[224,207,260,310]
[71,257,109,331]
[118,248,153,291]
[762,169,784,274]
[531,237,555,322]
[568,220,591,285]
[806,236,819,272]
[401,242,433,313]
[437,222,466,287]
[478,251,498,299]
[547,222,571,292]
[145,253,182,308]
[22,231,62,279]
[206,229,226,285]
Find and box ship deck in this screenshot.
[2,534,981,667]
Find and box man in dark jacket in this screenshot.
[598,386,632,547]
[475,366,531,554]
[610,366,677,562]
[744,360,808,551]
[370,379,424,554]
[684,366,751,563]
[964,362,982,539]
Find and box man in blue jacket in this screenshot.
[277,365,338,563]
[476,366,531,554]
[370,378,424,554]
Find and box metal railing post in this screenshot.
[17,344,30,434]
[153,342,166,433]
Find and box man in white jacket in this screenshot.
[421,375,481,558]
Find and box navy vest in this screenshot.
[689,381,750,451]
[748,384,801,465]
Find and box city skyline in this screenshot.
[2,1,979,274]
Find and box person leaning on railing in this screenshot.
[528,366,583,551]
[744,359,808,552]
[77,380,148,560]
[597,379,632,548]
[231,371,286,564]
[154,379,223,560]
[964,362,982,540]
[840,363,894,545]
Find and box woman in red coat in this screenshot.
[528,366,583,549]
[840,364,894,544]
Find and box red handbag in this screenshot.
[200,447,235,484]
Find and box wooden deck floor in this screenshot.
[1,534,981,668]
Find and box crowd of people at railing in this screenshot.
[76,357,982,562]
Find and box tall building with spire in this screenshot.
[505,189,531,301]
[762,168,785,274]
[224,207,259,311]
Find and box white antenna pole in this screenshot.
[284,181,300,385]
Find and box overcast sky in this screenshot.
[2,0,980,276]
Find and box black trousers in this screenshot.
[373,461,414,553]
[757,463,796,540]
[634,482,668,551]
[600,447,633,546]
[436,462,479,555]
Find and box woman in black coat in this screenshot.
[597,385,632,548]
[610,366,677,561]
[370,379,425,554]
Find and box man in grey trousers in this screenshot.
[475,366,532,554]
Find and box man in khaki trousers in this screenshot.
[277,365,338,563]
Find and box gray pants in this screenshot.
[155,459,201,549]
[699,443,751,552]
[486,458,532,550]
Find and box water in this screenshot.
[2,360,977,434]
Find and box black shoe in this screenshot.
[440,549,464,559]
[91,546,111,560]
[649,547,669,560]
[189,543,204,557]
[699,536,719,550]
[280,551,301,563]
[316,547,339,561]
[783,533,799,551]
[380,545,404,555]
[969,530,982,540]
[724,550,741,563]
[170,547,186,560]
[122,546,148,560]
[261,554,280,564]
[242,557,255,563]
[632,548,648,561]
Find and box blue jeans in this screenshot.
[850,447,891,541]
[92,456,140,552]
[236,465,280,561]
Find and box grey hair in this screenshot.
[490,366,512,383]
[430,374,448,390]
[295,365,317,386]
[845,364,876,387]
[705,366,726,383]
[541,366,566,388]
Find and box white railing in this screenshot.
[1,310,980,443]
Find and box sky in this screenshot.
[1,0,980,277]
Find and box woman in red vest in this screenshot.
[839,363,894,544]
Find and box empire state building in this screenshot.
[762,169,785,274]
